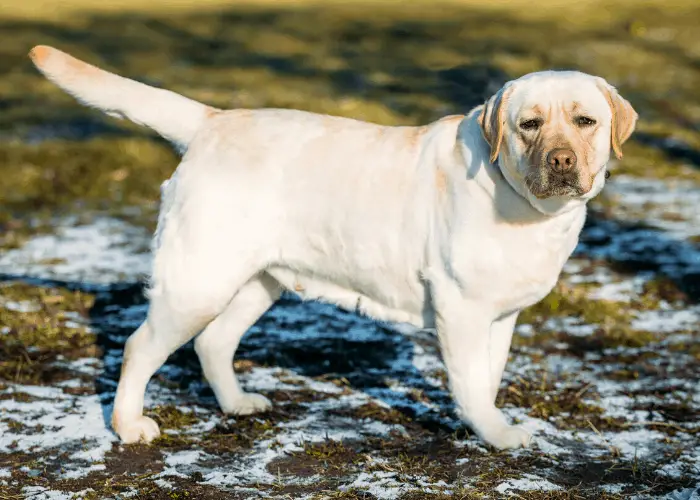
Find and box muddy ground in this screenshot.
[0,1,699,498]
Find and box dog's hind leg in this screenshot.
[194,273,281,415]
[111,229,268,443]
[111,303,217,443]
[111,269,265,443]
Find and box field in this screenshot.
[0,0,699,498]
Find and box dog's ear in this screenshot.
[478,84,513,164]
[596,80,638,159]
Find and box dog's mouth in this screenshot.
[525,168,590,199]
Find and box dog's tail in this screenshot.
[29,45,216,148]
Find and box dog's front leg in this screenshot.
[430,276,531,450]
[489,312,518,403]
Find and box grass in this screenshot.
[517,273,694,351]
[519,283,632,326]
[329,401,414,426]
[498,372,627,431]
[516,283,658,351]
[268,438,364,479]
[148,405,199,431]
[0,282,97,385]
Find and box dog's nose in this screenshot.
[546,148,577,172]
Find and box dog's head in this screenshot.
[479,71,637,214]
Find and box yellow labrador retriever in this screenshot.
[29,46,636,450]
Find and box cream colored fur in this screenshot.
[29,45,636,450]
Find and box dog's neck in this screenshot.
[455,110,588,225]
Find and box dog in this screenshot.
[29,45,636,450]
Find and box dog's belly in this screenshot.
[266,267,431,329]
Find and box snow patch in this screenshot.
[165,450,203,467]
[340,471,414,499]
[0,217,151,285]
[495,473,562,494]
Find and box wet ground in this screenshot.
[0,1,699,498]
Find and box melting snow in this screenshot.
[0,217,151,285]
[495,473,563,494]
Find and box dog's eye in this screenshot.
[575,116,597,127]
[519,119,542,131]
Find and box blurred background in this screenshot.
[0,1,699,498]
[1,0,698,235]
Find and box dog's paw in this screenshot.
[114,415,161,444]
[483,424,532,450]
[222,392,272,416]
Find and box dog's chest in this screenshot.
[462,210,585,315]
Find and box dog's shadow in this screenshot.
[86,282,455,436]
[0,268,456,449]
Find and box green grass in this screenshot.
[516,283,658,351]
[0,282,96,385]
